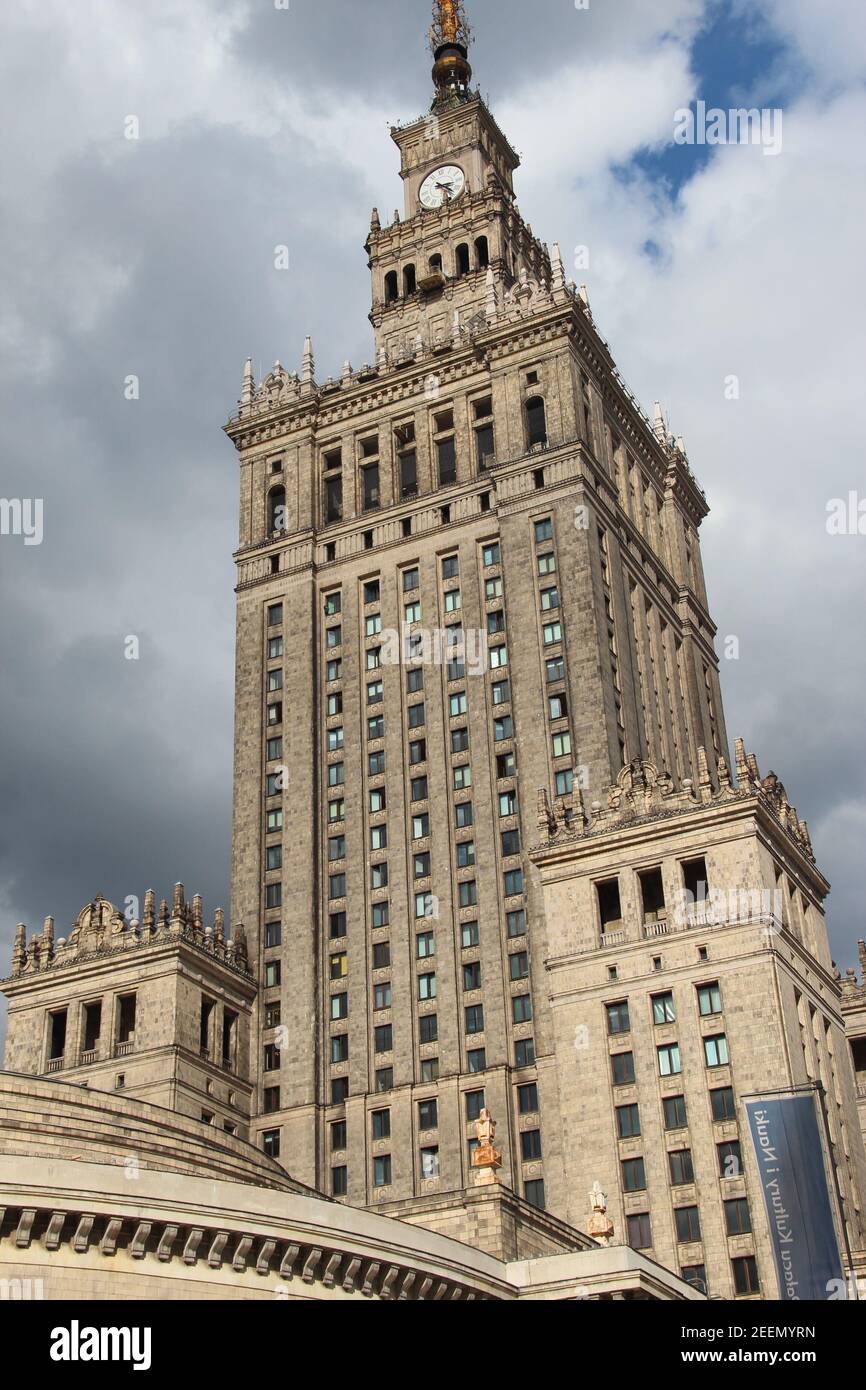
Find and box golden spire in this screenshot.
[429,0,473,104]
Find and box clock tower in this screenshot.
[368,3,550,363]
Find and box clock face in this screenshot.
[419,165,466,209]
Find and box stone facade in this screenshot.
[842,943,866,1150]
[530,749,866,1297]
[226,28,728,1225]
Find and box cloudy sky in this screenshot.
[1,0,865,1049]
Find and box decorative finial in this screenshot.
[430,1,473,105]
[471,1107,502,1185]
[586,1183,615,1246]
[653,401,667,444]
[241,357,254,408]
[301,336,315,389]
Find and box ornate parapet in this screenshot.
[533,738,817,868]
[6,886,250,982]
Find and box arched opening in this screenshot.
[429,253,443,273]
[456,243,470,277]
[526,397,548,449]
[474,235,489,269]
[384,270,399,303]
[403,264,417,296]
[268,485,287,534]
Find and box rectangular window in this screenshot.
[512,994,532,1024]
[482,542,501,567]
[606,1001,630,1035]
[262,1087,280,1114]
[669,1149,695,1185]
[675,1206,702,1244]
[718,1140,742,1179]
[418,1098,438,1130]
[514,1038,535,1067]
[459,880,477,908]
[534,519,553,544]
[697,982,723,1016]
[420,1058,439,1082]
[373,982,391,1011]
[465,1004,484,1035]
[329,911,347,939]
[373,1155,392,1187]
[506,908,526,938]
[269,637,284,660]
[324,592,342,617]
[467,1048,487,1074]
[328,799,344,822]
[372,1109,391,1140]
[374,1024,393,1053]
[457,841,475,867]
[725,1198,751,1236]
[369,750,385,776]
[412,814,430,840]
[375,1067,393,1093]
[449,692,467,717]
[418,973,437,1001]
[732,1256,760,1296]
[265,962,281,988]
[408,702,426,728]
[546,656,565,683]
[710,1087,736,1122]
[621,1157,646,1193]
[465,1089,485,1122]
[611,1051,635,1086]
[330,1034,348,1064]
[663,1094,688,1130]
[419,1013,438,1044]
[265,922,282,949]
[518,1082,538,1115]
[616,1103,641,1139]
[494,716,513,741]
[521,1129,542,1162]
[364,579,380,605]
[329,952,347,980]
[542,622,562,646]
[551,731,571,758]
[372,941,390,969]
[266,737,283,762]
[268,603,283,627]
[437,436,457,487]
[704,1034,729,1068]
[372,903,389,928]
[400,449,417,499]
[537,552,556,575]
[326,626,342,649]
[652,992,676,1025]
[658,1043,682,1077]
[627,1214,652,1250]
[461,921,479,948]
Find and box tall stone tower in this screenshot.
[225,5,865,1298]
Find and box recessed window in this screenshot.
[606,1000,630,1035]
[669,1149,694,1186]
[697,982,723,1017]
[652,991,676,1025]
[675,1206,701,1244]
[658,1043,682,1077]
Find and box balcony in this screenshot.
[593,908,787,954]
[45,1056,64,1074]
[114,1040,134,1058]
[80,1048,98,1066]
[856,1078,866,1101]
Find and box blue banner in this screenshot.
[745,1094,844,1300]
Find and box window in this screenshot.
[372,941,390,970]
[711,1087,736,1122]
[612,1052,635,1086]
[658,1043,682,1077]
[652,992,676,1025]
[683,856,709,908]
[548,694,567,721]
[621,1157,646,1192]
[675,1206,702,1244]
[367,648,381,670]
[265,1003,281,1028]
[627,1214,652,1250]
[330,1034,348,1063]
[373,981,391,1011]
[449,691,467,718]
[461,921,479,948]
[414,852,431,880]
[489,645,508,671]
[418,973,437,1001]
[420,1058,439,1082]
[512,994,532,1024]
[551,731,571,759]
[597,879,622,929]
[606,1001,630,1035]
[412,814,430,840]
[465,1004,484,1035]
[369,751,385,777]
[409,739,427,767]
[704,1034,729,1068]
[732,1256,760,1296]
[524,1180,546,1211]
[262,1130,281,1158]
[327,692,343,718]
[540,586,559,613]
[518,1082,538,1115]
[616,1103,641,1139]
[408,702,426,728]
[494,716,513,741]
[542,622,562,647]
[462,1090,484,1124]
[267,603,283,627]
[369,788,385,812]
[331,1077,349,1104]
[455,802,474,830]
[403,567,420,593]
[436,437,457,488]
[330,953,347,980]
[411,775,428,802]
[501,829,521,857]
[546,656,565,683]
[681,1265,708,1293]
[506,908,526,938]
[365,614,382,638]
[457,839,476,868]
[467,1048,486,1074]
[697,982,723,1016]
[420,1146,440,1179]
[324,592,342,617]
[514,1038,535,1067]
[327,727,344,752]
[373,1155,392,1187]
[718,1140,742,1179]
[419,1014,438,1044]
[328,763,344,787]
[265,922,282,949]
[521,1129,542,1161]
[372,1109,391,1140]
[375,1067,393,1093]
[267,703,283,728]
[504,868,524,896]
[364,579,380,605]
[331,1120,347,1152]
[497,752,516,779]
[329,911,347,939]
[444,588,462,614]
[268,669,284,693]
[459,880,478,908]
[325,658,340,683]
[262,1088,280,1115]
[374,1024,393,1053]
[418,1098,438,1130]
[725,1198,751,1236]
[482,542,501,567]
[415,891,434,920]
[509,952,528,980]
[663,1094,688,1130]
[266,737,283,762]
[265,961,281,988]
[265,884,282,910]
[325,475,343,524]
[326,625,342,650]
[331,1166,348,1197]
[526,397,548,448]
[669,1149,694,1185]
[329,873,347,900]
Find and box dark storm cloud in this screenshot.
[1,0,864,1058]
